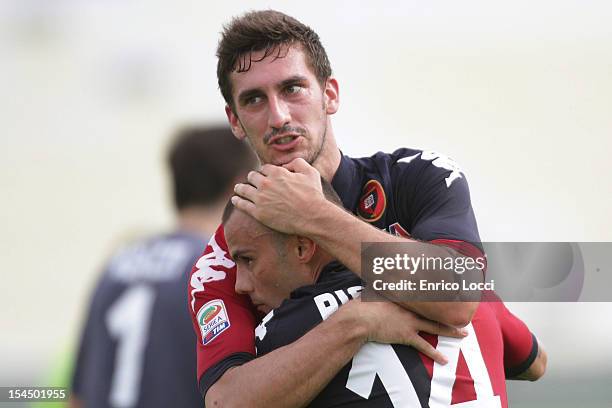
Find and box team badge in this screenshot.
[197,299,230,345]
[357,180,386,222]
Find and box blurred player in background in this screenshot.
[69,125,257,408]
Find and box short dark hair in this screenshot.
[222,176,343,226]
[167,125,257,210]
[216,10,332,109]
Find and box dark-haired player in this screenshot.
[188,10,532,407]
[70,126,256,408]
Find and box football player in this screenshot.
[70,126,256,408]
[221,183,547,407]
[189,10,510,406]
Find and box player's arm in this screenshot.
[69,331,88,407]
[189,227,258,397]
[300,200,480,327]
[194,227,466,406]
[205,299,467,408]
[491,299,547,381]
[510,342,547,381]
[232,157,482,327]
[69,275,103,407]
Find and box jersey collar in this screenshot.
[331,151,361,212]
[289,261,352,299]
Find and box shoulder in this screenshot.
[350,148,465,185]
[107,232,204,284]
[189,224,237,301]
[347,148,423,171]
[388,149,465,188]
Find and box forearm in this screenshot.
[205,303,367,408]
[305,202,480,326]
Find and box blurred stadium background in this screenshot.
[1,1,610,407]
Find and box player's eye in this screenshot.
[285,84,303,95]
[238,256,253,266]
[244,95,263,106]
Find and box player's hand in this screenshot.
[232,158,325,235]
[345,299,467,365]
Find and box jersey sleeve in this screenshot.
[489,299,539,378]
[392,150,482,253]
[188,225,257,398]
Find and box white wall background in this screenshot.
[1,0,610,404]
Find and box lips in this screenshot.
[270,134,297,144]
[268,134,302,152]
[268,133,299,145]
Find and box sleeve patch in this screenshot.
[197,299,231,345]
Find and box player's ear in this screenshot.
[323,77,339,115]
[294,236,317,263]
[225,104,247,140]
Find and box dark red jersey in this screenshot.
[419,297,537,408]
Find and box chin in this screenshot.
[256,304,273,315]
[271,151,308,166]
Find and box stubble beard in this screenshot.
[238,111,328,166]
[308,120,326,166]
[305,101,329,166]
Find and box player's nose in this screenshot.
[234,270,253,295]
[267,95,291,130]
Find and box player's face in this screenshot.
[226,46,339,166]
[225,212,308,315]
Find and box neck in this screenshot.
[312,120,342,182]
[309,251,336,284]
[177,203,225,238]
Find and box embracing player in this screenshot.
[189,10,544,407]
[221,180,547,407]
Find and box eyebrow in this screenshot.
[278,75,308,88]
[237,75,309,104]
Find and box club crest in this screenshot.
[357,180,386,222]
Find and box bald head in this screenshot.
[222,177,339,312]
[223,205,313,314]
[224,208,287,257]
